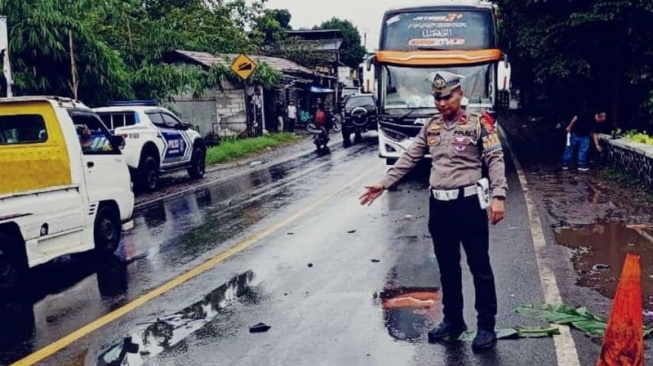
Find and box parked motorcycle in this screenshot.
[306,123,329,152]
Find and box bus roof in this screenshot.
[383,0,495,14]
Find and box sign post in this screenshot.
[0,16,13,97]
[229,54,260,136]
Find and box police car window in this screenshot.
[147,112,165,127]
[0,115,48,145]
[161,113,181,128]
[69,114,118,155]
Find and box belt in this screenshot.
[430,184,477,201]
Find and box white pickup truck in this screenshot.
[0,96,134,292]
[94,101,207,193]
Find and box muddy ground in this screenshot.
[501,114,653,320]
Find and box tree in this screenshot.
[0,0,280,105]
[495,0,653,127]
[313,18,366,69]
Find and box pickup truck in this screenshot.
[0,96,134,292]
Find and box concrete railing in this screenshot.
[599,134,653,187]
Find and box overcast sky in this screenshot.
[250,0,436,51]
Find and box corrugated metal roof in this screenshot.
[172,50,317,77]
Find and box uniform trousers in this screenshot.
[428,192,498,328]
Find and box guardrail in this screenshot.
[599,134,653,187]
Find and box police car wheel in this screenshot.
[188,147,206,179]
[0,233,24,293]
[94,205,121,255]
[139,156,159,192]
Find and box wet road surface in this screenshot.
[4,134,562,365]
[501,115,653,365]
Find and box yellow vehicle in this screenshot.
[0,96,134,292]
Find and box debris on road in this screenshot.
[307,263,313,268]
[592,263,611,271]
[515,303,653,339]
[450,326,561,342]
[371,259,380,263]
[348,230,357,234]
[249,323,271,333]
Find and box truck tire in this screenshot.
[137,155,159,192]
[94,205,121,255]
[187,146,206,179]
[0,232,24,293]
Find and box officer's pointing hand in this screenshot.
[359,183,384,206]
[489,198,505,225]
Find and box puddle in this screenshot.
[377,286,441,343]
[87,270,255,366]
[554,223,653,310]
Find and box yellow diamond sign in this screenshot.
[230,54,257,80]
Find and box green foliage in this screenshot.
[314,18,366,69]
[495,0,653,121]
[206,132,298,164]
[623,130,653,145]
[0,0,271,105]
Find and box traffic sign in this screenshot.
[230,54,257,80]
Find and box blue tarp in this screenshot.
[306,86,335,93]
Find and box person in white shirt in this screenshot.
[286,101,297,133]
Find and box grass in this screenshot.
[205,132,299,165]
[600,167,653,203]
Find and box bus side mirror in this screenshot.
[497,55,511,92]
[366,55,376,72]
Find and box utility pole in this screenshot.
[0,16,13,97]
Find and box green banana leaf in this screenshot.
[448,326,560,342]
[516,303,653,339]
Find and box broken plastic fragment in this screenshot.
[249,322,271,333]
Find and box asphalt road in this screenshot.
[0,133,579,366]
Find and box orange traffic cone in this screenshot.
[596,253,643,366]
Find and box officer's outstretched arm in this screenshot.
[480,124,508,199]
[380,123,429,189]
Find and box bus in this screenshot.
[367,1,512,165]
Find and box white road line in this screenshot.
[499,124,581,366]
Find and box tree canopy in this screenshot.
[496,0,653,127]
[0,0,280,105]
[313,18,366,69]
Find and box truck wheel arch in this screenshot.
[0,223,28,292]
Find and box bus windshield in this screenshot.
[382,64,491,112]
[381,9,494,51]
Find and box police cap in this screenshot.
[431,71,464,98]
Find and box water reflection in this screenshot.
[554,223,653,310]
[0,254,128,365]
[88,270,255,366]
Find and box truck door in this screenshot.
[68,111,131,205]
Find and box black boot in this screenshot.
[472,327,497,352]
[427,320,467,343]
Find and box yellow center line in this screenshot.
[11,164,380,366]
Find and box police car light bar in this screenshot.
[105,100,157,107]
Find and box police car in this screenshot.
[94,101,206,192]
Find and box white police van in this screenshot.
[94,101,206,192]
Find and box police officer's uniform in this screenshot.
[379,71,508,350]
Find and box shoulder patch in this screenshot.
[481,111,496,134]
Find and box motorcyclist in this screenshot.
[312,98,331,138]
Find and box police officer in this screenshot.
[359,71,507,352]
